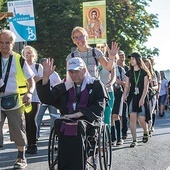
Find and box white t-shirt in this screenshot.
[100,67,113,92]
[66,48,103,79]
[1,54,35,110]
[49,71,61,87]
[30,63,43,102]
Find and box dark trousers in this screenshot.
[55,119,95,170]
[121,103,128,137]
[25,102,40,145]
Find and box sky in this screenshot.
[145,0,170,71]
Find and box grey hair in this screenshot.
[0,29,16,43]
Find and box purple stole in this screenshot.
[67,86,89,113]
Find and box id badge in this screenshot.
[134,87,139,95]
[72,102,76,111]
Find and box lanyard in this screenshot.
[133,69,141,87]
[0,55,13,92]
[2,58,10,73]
[86,51,89,68]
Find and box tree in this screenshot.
[0,0,159,77]
[0,0,9,29]
[106,0,158,56]
[30,0,83,77]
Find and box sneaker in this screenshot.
[116,139,124,145]
[13,158,27,169]
[142,133,149,143]
[112,140,117,147]
[130,141,138,148]
[29,144,37,154]
[151,126,155,132]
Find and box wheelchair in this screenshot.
[48,121,112,170]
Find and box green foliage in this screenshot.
[29,0,83,77]
[0,0,159,78]
[106,0,158,56]
[0,0,8,29]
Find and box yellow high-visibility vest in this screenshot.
[14,52,32,113]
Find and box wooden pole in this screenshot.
[0,12,13,21]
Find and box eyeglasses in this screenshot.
[96,46,105,49]
[73,35,85,41]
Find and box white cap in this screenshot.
[67,57,85,71]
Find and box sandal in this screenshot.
[130,141,138,148]
[142,133,148,143]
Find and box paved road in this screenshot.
[0,111,170,170]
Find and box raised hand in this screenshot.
[42,58,56,85]
[107,42,120,59]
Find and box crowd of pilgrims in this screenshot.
[1,27,169,170]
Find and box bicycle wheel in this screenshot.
[48,127,58,170]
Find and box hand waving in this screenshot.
[107,42,120,59]
[42,58,56,85]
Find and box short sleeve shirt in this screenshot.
[1,54,35,110]
[126,69,147,97]
[100,67,113,92]
[49,71,61,87]
[66,48,103,79]
[30,63,43,102]
[160,78,168,96]
[2,55,34,95]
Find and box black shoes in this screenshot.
[122,135,127,140]
[159,112,165,117]
[26,144,37,154]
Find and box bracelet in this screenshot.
[27,90,33,95]
[108,58,115,62]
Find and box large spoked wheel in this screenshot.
[48,127,58,170]
[98,124,112,170]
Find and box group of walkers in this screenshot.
[0,26,168,169]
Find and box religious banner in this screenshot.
[7,0,37,42]
[83,1,106,44]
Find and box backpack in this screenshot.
[71,47,98,66]
[71,48,102,78]
[118,66,123,81]
[35,63,39,72]
[114,66,124,91]
[20,57,39,72]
